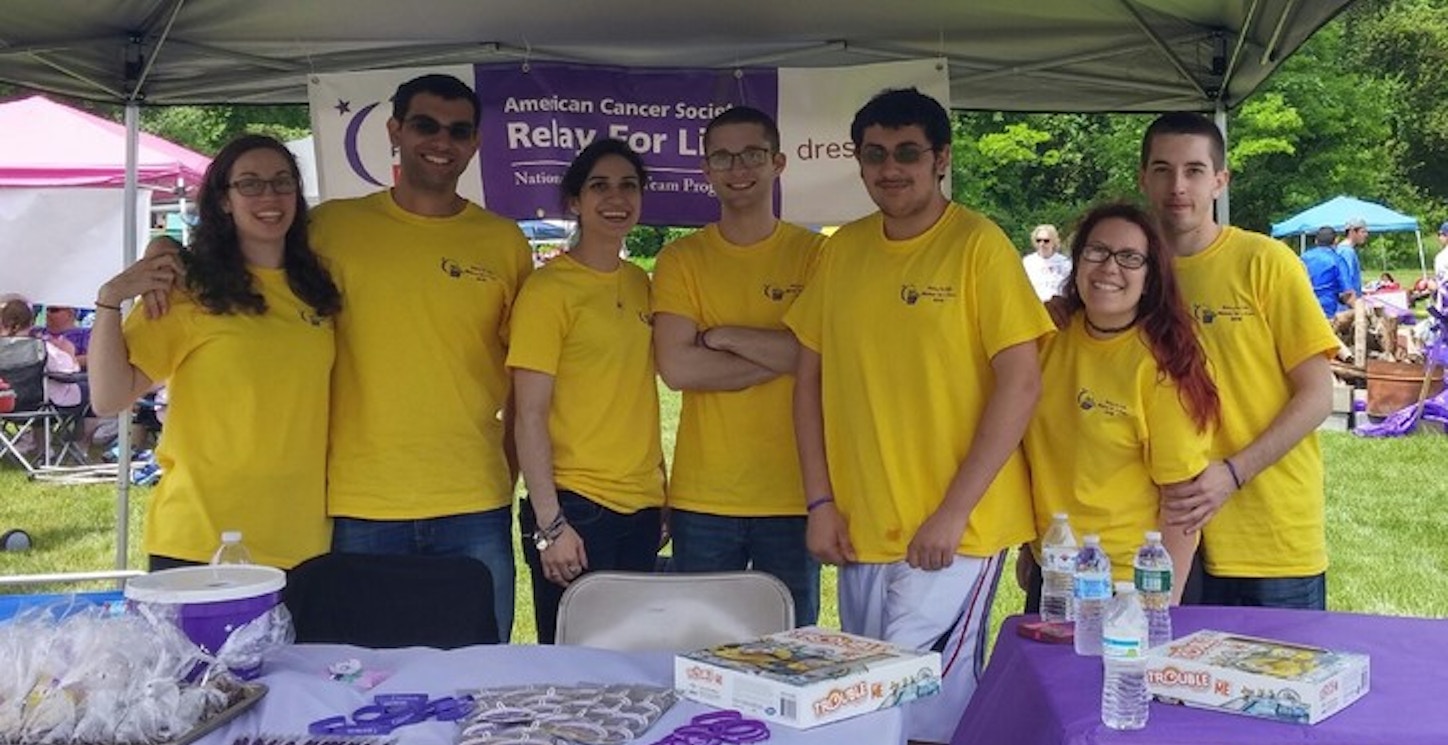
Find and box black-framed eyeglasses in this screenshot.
[229,175,298,197]
[1081,244,1148,270]
[404,115,477,141]
[858,143,936,166]
[705,147,773,171]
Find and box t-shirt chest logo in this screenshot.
[1192,302,1256,325]
[761,282,805,302]
[439,257,501,283]
[899,283,958,306]
[1076,387,1131,418]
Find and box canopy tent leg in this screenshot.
[1214,104,1230,226]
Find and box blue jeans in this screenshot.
[1201,571,1327,610]
[520,491,661,644]
[331,507,516,641]
[669,509,820,627]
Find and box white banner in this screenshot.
[308,59,949,226]
[0,187,151,307]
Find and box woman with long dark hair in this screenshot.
[90,133,340,570]
[507,139,665,643]
[1021,202,1219,606]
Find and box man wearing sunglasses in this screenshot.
[785,88,1052,744]
[1022,223,1070,301]
[1138,112,1336,611]
[308,74,534,641]
[651,106,824,627]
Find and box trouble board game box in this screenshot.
[1145,629,1370,725]
[674,626,941,729]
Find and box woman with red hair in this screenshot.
[1020,203,1219,607]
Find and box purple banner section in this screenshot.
[474,63,778,226]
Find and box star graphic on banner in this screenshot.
[334,99,351,115]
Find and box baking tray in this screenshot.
[169,682,268,745]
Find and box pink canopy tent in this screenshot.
[0,95,209,194]
[0,95,210,307]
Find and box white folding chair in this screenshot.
[555,571,794,652]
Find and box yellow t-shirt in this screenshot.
[506,255,665,514]
[784,204,1054,562]
[125,268,334,568]
[1024,316,1211,582]
[310,192,533,520]
[1174,226,1339,577]
[652,222,823,516]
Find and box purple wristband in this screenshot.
[1224,458,1244,490]
[806,496,834,512]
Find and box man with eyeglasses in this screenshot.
[1022,223,1070,301]
[308,73,534,640]
[784,88,1052,744]
[1137,112,1336,610]
[651,106,824,626]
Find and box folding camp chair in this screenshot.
[0,337,61,473]
[283,553,501,649]
[555,571,795,652]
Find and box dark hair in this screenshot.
[849,88,951,150]
[1140,112,1226,172]
[1315,226,1337,246]
[185,134,340,318]
[704,106,780,152]
[560,139,648,207]
[1062,203,1220,431]
[392,74,479,127]
[0,299,34,333]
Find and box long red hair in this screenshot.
[1061,203,1220,432]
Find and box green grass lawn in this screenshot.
[4,404,1446,643]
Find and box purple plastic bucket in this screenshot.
[124,565,285,679]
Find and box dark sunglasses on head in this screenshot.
[405,115,477,141]
[1081,243,1148,270]
[229,175,298,197]
[858,143,935,166]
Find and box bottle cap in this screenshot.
[221,530,243,544]
[1114,581,1135,594]
[1053,512,1069,521]
[1083,534,1101,546]
[1144,530,1162,542]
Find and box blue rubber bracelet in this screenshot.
[806,496,834,512]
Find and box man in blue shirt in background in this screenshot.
[1336,217,1368,301]
[1302,226,1354,318]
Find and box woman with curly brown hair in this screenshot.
[90,133,340,571]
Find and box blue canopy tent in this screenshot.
[1271,195,1428,277]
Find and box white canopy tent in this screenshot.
[0,0,1356,577]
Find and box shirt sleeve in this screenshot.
[1261,244,1340,371]
[505,271,569,376]
[1143,376,1212,486]
[783,244,829,352]
[650,244,699,322]
[122,299,194,383]
[973,227,1056,358]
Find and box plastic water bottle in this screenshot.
[209,531,253,565]
[1101,582,1150,730]
[1039,513,1078,623]
[1073,534,1112,656]
[1133,531,1173,649]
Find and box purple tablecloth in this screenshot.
[952,606,1448,745]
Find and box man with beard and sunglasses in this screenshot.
[784,88,1052,743]
[308,74,533,640]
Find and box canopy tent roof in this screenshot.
[0,1,1352,112]
[0,95,209,192]
[1271,195,1422,238]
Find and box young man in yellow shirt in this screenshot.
[310,75,534,639]
[1139,113,1337,609]
[785,89,1053,744]
[652,107,824,625]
